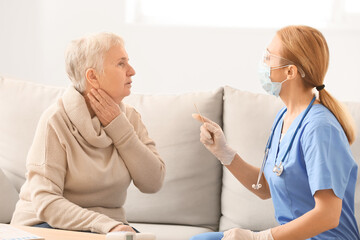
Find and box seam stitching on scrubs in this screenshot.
[283,152,297,221]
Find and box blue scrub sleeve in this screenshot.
[301,122,355,199]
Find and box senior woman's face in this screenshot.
[97,44,135,103]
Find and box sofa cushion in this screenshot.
[0,168,19,223]
[123,89,224,230]
[0,76,65,191]
[130,223,213,240]
[221,86,360,231]
[344,101,360,227]
[220,86,282,231]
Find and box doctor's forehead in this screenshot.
[267,35,283,55]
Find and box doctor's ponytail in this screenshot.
[277,25,356,145]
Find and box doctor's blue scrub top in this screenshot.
[264,104,360,240]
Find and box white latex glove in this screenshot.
[222,228,274,240]
[192,114,236,165]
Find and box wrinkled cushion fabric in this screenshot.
[0,77,65,191]
[0,168,19,223]
[221,86,283,231]
[124,89,224,230]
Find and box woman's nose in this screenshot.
[128,65,136,77]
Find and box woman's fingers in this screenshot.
[90,89,109,108]
[88,92,110,114]
[110,224,136,233]
[88,93,102,112]
[98,88,116,107]
[87,89,120,126]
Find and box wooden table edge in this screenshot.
[15,225,106,240]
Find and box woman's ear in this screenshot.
[85,68,100,89]
[286,65,298,80]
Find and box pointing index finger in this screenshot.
[193,103,205,123]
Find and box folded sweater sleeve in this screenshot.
[27,124,121,234]
[104,110,166,193]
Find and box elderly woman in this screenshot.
[11,32,165,234]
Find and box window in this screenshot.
[124,0,360,29]
[345,0,360,13]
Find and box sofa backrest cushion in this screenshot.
[0,77,65,192]
[0,168,19,223]
[221,86,360,231]
[344,101,360,228]
[221,86,282,231]
[123,89,224,230]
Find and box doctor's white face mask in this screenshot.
[258,49,305,97]
[258,63,290,97]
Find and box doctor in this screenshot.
[191,25,359,240]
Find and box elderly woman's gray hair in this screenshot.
[65,32,124,92]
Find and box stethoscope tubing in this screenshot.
[252,96,316,189]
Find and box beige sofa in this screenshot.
[1,76,359,240]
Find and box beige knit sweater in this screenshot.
[11,86,165,233]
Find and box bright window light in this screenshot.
[135,0,334,28]
[345,0,360,13]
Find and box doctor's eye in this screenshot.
[264,55,270,62]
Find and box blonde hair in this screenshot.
[277,25,356,144]
[65,32,124,92]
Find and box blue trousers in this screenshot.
[33,222,140,233]
[190,232,224,240]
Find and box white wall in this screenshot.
[0,0,43,83]
[1,0,359,101]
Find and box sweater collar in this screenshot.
[62,86,123,148]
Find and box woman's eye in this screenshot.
[118,62,125,66]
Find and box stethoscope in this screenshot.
[252,96,316,190]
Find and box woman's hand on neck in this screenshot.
[82,89,96,118]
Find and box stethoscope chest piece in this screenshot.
[273,163,284,176]
[252,96,316,189]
